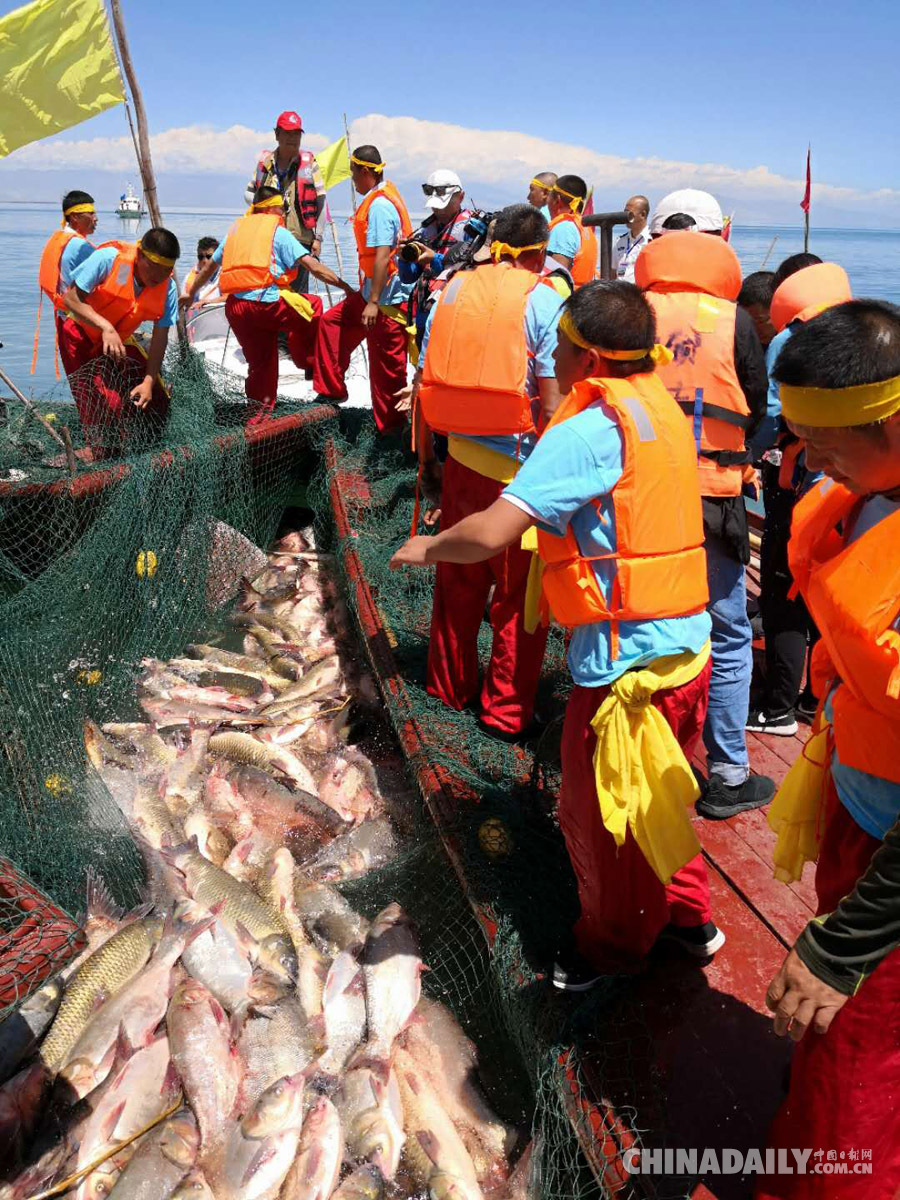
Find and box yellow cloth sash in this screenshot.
[490,240,547,261]
[558,310,673,363]
[351,154,385,170]
[140,247,176,269]
[522,525,545,634]
[278,289,316,321]
[767,706,832,883]
[780,372,900,428]
[590,642,711,884]
[447,434,519,483]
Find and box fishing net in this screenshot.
[307,412,698,1199]
[0,344,338,1014]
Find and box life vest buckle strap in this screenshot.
[676,396,753,430]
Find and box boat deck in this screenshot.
[576,560,817,1198]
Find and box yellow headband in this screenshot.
[491,240,547,262]
[530,177,553,191]
[552,184,583,213]
[780,373,900,429]
[558,309,673,364]
[62,202,95,228]
[140,246,176,268]
[351,154,385,171]
[252,194,285,211]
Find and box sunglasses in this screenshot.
[422,184,458,198]
[197,252,214,260]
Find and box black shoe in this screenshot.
[695,773,775,820]
[746,708,798,737]
[657,921,726,958]
[796,690,818,720]
[551,950,606,992]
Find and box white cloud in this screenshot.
[349,114,900,220]
[3,124,329,173]
[3,112,897,222]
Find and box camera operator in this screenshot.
[399,170,472,351]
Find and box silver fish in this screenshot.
[360,904,422,1059]
[217,1072,306,1200]
[299,818,398,883]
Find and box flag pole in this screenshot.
[803,144,811,253]
[108,0,187,343]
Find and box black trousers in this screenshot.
[758,462,819,714]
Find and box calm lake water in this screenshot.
[3,202,899,398]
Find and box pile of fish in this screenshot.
[0,532,528,1200]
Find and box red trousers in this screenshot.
[225,294,323,426]
[757,779,900,1200]
[312,290,407,435]
[427,455,549,736]
[57,316,169,459]
[560,659,713,968]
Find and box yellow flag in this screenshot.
[316,135,351,192]
[0,0,124,157]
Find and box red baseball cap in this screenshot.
[275,111,303,131]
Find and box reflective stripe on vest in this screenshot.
[77,243,170,344]
[647,290,749,496]
[219,214,295,296]
[353,181,413,283]
[788,480,900,786]
[536,373,708,649]
[548,213,598,286]
[419,262,538,437]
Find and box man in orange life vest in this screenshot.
[392,282,724,987]
[182,186,351,425]
[756,300,900,1199]
[312,146,413,435]
[413,203,562,740]
[33,189,98,379]
[546,175,598,289]
[635,222,775,818]
[60,226,181,458]
[247,111,326,294]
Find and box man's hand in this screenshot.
[421,457,443,506]
[765,947,849,1042]
[102,327,126,359]
[130,378,154,411]
[178,293,195,312]
[362,300,380,329]
[390,536,433,569]
[311,238,322,258]
[394,383,414,414]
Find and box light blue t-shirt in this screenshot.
[362,195,412,307]
[72,246,179,328]
[420,274,563,467]
[212,225,308,304]
[58,235,95,294]
[547,217,581,263]
[826,494,900,841]
[749,323,820,494]
[504,399,712,687]
[539,204,551,223]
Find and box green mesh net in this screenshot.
[0,346,336,1013]
[307,412,698,1199]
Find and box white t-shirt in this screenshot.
[613,227,651,282]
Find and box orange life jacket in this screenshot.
[788,479,900,786]
[536,373,708,653]
[769,262,852,334]
[77,242,171,345]
[636,232,750,498]
[32,228,91,375]
[419,262,540,437]
[353,181,413,283]
[218,213,296,296]
[548,212,598,287]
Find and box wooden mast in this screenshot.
[108,0,187,342]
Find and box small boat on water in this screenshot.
[115,182,145,218]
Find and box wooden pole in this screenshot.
[0,364,66,449]
[803,207,810,254]
[108,0,188,345]
[342,114,357,215]
[803,145,811,253]
[759,234,778,269]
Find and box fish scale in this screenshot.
[40,916,164,1073]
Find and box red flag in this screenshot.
[800,146,811,214]
[722,213,734,242]
[583,186,594,217]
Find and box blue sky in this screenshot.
[2,0,898,224]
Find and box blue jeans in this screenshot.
[703,531,752,784]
